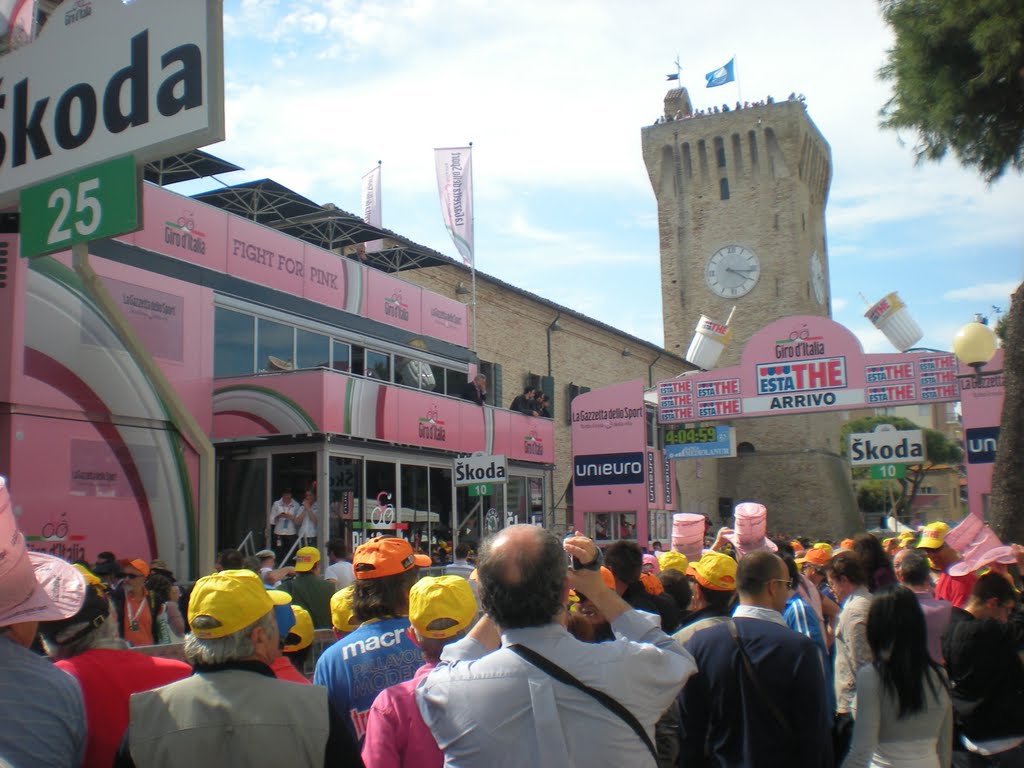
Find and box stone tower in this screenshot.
[641,89,860,537]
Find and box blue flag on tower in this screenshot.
[705,58,736,88]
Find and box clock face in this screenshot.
[705,245,760,298]
[810,251,826,305]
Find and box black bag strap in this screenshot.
[726,620,795,739]
[507,643,658,763]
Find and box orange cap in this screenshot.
[639,572,664,595]
[599,566,616,589]
[353,537,431,580]
[796,548,831,567]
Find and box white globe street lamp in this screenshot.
[952,314,999,383]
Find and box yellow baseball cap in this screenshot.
[409,575,476,640]
[330,585,358,632]
[898,530,917,542]
[813,543,833,558]
[294,547,320,572]
[283,605,314,652]
[187,569,291,639]
[658,550,689,574]
[687,551,737,591]
[917,522,950,550]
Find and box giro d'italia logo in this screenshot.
[418,405,446,442]
[384,291,410,321]
[163,210,207,255]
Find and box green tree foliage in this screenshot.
[841,414,963,523]
[878,0,1024,182]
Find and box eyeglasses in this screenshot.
[767,578,794,590]
[125,574,144,580]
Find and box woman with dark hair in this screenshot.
[854,533,897,593]
[842,586,952,768]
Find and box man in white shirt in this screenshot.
[417,526,696,767]
[268,491,300,564]
[296,490,319,547]
[324,540,355,590]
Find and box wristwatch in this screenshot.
[575,547,604,571]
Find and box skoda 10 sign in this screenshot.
[658,316,960,424]
[0,0,224,205]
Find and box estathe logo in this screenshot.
[523,430,544,456]
[385,290,409,321]
[164,209,206,254]
[418,405,446,442]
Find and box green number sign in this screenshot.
[870,464,907,480]
[19,155,139,258]
[468,483,493,497]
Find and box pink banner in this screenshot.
[135,188,228,273]
[571,379,649,516]
[227,217,306,296]
[302,243,350,311]
[658,315,959,423]
[213,369,553,461]
[136,184,461,348]
[422,292,470,347]
[959,349,1004,519]
[364,270,423,335]
[98,276,185,362]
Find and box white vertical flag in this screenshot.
[434,147,474,268]
[360,163,383,253]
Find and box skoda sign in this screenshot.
[0,0,224,205]
[848,428,925,467]
[573,452,646,486]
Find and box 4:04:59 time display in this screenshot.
[663,426,718,445]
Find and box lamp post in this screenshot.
[952,314,1000,383]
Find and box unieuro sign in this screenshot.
[0,0,224,205]
[848,429,925,467]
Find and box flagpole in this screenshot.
[734,54,742,105]
[469,141,477,353]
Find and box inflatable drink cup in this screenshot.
[685,314,732,370]
[864,292,923,352]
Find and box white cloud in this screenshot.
[202,0,1024,344]
[943,281,1021,302]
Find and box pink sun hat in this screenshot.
[948,516,1017,576]
[724,502,778,557]
[0,477,87,627]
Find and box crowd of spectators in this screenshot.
[4,466,1024,768]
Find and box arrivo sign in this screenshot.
[658,316,961,424]
[0,0,224,205]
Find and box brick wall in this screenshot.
[398,264,691,530]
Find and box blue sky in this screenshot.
[179,0,1024,356]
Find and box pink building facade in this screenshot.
[0,184,553,577]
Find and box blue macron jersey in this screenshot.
[313,616,422,742]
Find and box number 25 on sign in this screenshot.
[19,155,139,259]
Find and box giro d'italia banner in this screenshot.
[434,147,474,267]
